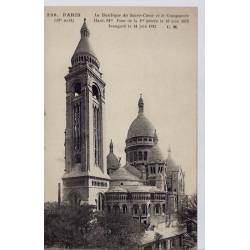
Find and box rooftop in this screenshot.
[108,184,163,193]
[139,224,185,245]
[109,165,141,182]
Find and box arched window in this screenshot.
[139,151,143,161]
[122,204,128,214]
[141,204,147,215]
[155,204,161,215]
[132,204,139,215]
[113,204,120,214]
[162,204,166,214]
[74,82,81,97]
[134,151,137,161]
[92,85,101,166]
[144,151,147,161]
[73,101,81,163]
[92,85,99,100]
[97,193,104,211]
[93,106,99,165]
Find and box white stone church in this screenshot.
[62,19,187,250]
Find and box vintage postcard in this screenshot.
[45,4,202,250]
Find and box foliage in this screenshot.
[177,194,197,249]
[96,211,145,249]
[44,203,95,248]
[44,203,145,249]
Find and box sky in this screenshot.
[45,6,197,201]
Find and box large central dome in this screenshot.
[125,95,157,166]
[127,95,155,139]
[127,114,155,139]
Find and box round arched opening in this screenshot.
[97,193,105,211]
[74,82,81,97]
[92,85,100,100]
[141,204,147,215]
[122,204,128,214]
[113,204,120,214]
[155,204,161,215]
[132,204,139,216]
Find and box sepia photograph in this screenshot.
[45,6,198,250]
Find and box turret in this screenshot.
[71,18,100,69]
[138,93,144,114]
[107,140,120,175]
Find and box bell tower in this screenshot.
[62,19,110,207]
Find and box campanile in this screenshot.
[62,19,109,208]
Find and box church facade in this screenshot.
[62,19,187,249]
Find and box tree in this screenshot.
[177,194,197,249]
[44,203,146,249]
[96,211,146,249]
[44,203,96,248]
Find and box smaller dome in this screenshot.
[127,95,155,140]
[166,148,180,171]
[107,140,120,170]
[148,144,164,163]
[107,153,119,170]
[127,114,155,139]
[166,157,177,168]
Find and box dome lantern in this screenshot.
[138,93,144,114]
[107,139,120,174]
[109,139,113,153]
[166,146,179,170]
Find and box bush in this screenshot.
[44,203,95,248]
[44,203,145,249]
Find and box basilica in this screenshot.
[62,19,186,249]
